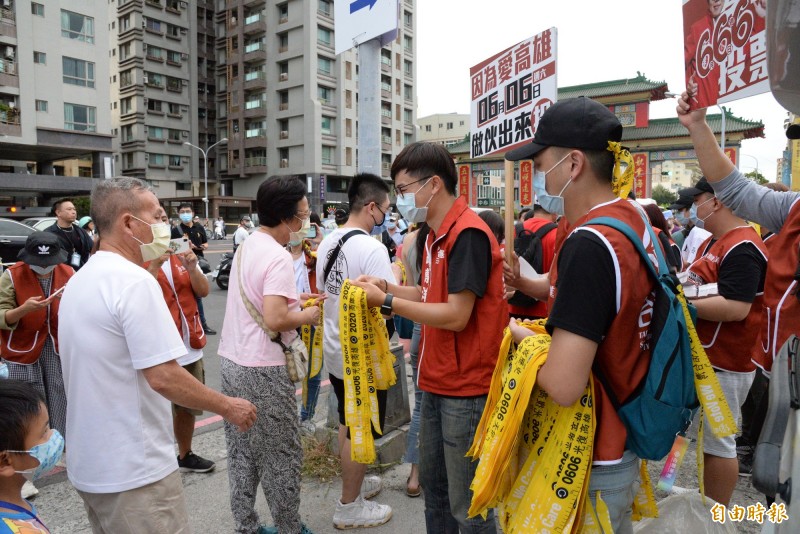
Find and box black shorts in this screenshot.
[329,374,388,440]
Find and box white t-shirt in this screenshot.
[293,254,311,295]
[219,231,300,367]
[59,252,187,493]
[681,226,713,266]
[315,227,394,379]
[161,258,204,366]
[233,226,249,247]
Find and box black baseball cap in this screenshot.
[787,124,800,140]
[17,231,68,267]
[680,176,715,198]
[505,96,623,161]
[668,190,694,211]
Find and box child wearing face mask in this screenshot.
[0,232,73,455]
[0,379,64,533]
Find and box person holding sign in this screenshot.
[354,142,507,533]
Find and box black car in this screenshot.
[0,218,36,268]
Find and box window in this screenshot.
[120,97,133,114]
[33,52,46,65]
[167,50,182,64]
[166,76,183,92]
[403,35,413,52]
[148,126,165,140]
[123,152,135,170]
[149,153,165,166]
[404,133,412,145]
[318,56,332,76]
[144,18,162,33]
[169,155,182,167]
[318,0,332,16]
[425,124,431,132]
[148,99,163,112]
[169,129,182,141]
[318,85,333,105]
[278,3,288,21]
[121,124,133,142]
[166,24,182,39]
[404,84,413,101]
[146,45,164,61]
[168,102,181,115]
[119,15,131,32]
[317,26,332,46]
[145,72,163,88]
[64,103,96,131]
[119,42,131,61]
[321,116,333,135]
[404,60,412,75]
[35,100,48,112]
[120,69,134,87]
[403,109,412,125]
[63,57,95,88]
[447,122,453,130]
[403,10,412,28]
[322,145,333,165]
[31,3,45,16]
[278,32,288,51]
[346,61,352,80]
[61,10,95,44]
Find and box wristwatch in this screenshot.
[380,293,394,315]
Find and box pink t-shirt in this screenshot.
[219,231,299,367]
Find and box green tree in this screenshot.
[651,185,677,206]
[72,196,91,218]
[745,170,768,185]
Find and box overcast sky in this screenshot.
[415,0,791,182]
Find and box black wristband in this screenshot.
[380,293,394,315]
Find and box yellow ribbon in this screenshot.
[607,141,634,199]
[301,299,324,406]
[338,280,397,464]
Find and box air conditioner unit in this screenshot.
[280,158,288,167]
[143,97,148,104]
[142,20,147,28]
[279,73,288,81]
[143,74,149,84]
[142,44,147,51]
[143,126,148,133]
[179,1,188,8]
[280,130,288,139]
[180,28,187,35]
[182,79,188,86]
[182,131,188,137]
[181,53,188,60]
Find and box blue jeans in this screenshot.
[419,392,496,534]
[196,295,207,326]
[403,323,423,465]
[587,450,640,534]
[300,326,322,421]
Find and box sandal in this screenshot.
[406,477,422,498]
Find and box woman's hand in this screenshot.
[509,318,534,345]
[304,304,321,325]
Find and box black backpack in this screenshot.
[508,221,557,307]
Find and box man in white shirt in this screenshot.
[233,215,251,252]
[316,173,395,529]
[59,177,256,534]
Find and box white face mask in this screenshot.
[30,265,56,276]
[286,216,310,245]
[130,215,172,262]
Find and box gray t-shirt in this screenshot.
[712,169,800,232]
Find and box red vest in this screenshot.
[756,199,800,372]
[548,199,656,462]
[151,257,206,350]
[0,263,73,364]
[417,197,506,396]
[686,226,768,372]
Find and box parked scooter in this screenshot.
[211,252,233,290]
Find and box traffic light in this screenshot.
[5,206,17,213]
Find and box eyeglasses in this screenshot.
[393,175,433,198]
[295,210,311,221]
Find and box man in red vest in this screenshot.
[505,97,660,533]
[146,209,215,474]
[0,231,73,498]
[682,176,768,505]
[355,142,507,533]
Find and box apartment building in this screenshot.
[217,0,417,212]
[0,0,112,210]
[109,0,218,199]
[418,113,469,147]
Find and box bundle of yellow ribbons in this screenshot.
[335,280,396,464]
[300,298,324,407]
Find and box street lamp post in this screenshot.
[740,153,759,175]
[184,138,228,221]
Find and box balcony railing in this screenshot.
[244,13,263,25]
[244,42,265,54]
[0,58,16,75]
[245,156,267,167]
[244,70,266,82]
[245,128,266,138]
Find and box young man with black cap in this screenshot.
[172,203,215,335]
[504,96,662,533]
[0,232,73,441]
[680,176,768,505]
[668,189,695,248]
[353,143,507,533]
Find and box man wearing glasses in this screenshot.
[354,143,506,533]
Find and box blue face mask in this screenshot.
[690,197,715,230]
[533,153,572,216]
[0,361,8,379]
[179,213,192,224]
[396,178,434,224]
[675,212,690,227]
[370,205,388,236]
[8,429,65,481]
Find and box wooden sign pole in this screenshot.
[504,159,515,263]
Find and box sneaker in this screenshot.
[361,475,382,500]
[202,324,217,335]
[21,480,38,499]
[333,495,392,529]
[178,451,215,473]
[300,419,316,437]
